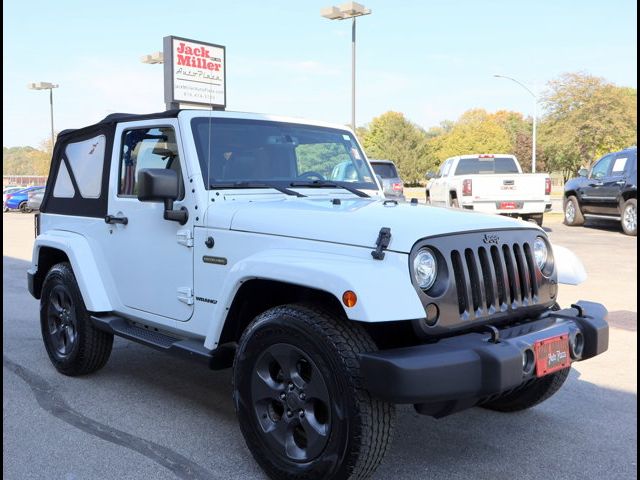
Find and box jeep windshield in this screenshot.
[191,117,377,193]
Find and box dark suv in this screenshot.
[563,146,637,236]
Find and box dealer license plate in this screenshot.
[499,201,517,210]
[534,335,571,377]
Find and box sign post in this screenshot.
[163,35,226,110]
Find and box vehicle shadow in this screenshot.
[4,255,637,480]
[544,219,626,236]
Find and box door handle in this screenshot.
[105,214,129,225]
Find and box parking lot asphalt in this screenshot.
[3,211,637,480]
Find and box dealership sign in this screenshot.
[163,35,226,109]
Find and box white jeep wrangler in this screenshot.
[28,110,609,480]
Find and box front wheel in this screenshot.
[480,367,571,412]
[621,198,637,236]
[233,304,395,480]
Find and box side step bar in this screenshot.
[583,213,621,221]
[91,314,235,370]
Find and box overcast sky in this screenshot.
[3,0,637,147]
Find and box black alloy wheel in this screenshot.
[46,284,78,357]
[251,343,331,462]
[40,262,113,376]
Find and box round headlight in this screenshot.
[534,236,548,270]
[413,248,438,290]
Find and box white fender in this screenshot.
[204,248,425,349]
[31,230,112,311]
[552,244,587,285]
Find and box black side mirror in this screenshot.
[137,168,188,225]
[578,168,589,178]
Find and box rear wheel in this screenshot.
[19,201,30,213]
[233,304,395,480]
[40,263,113,376]
[621,198,637,236]
[563,196,584,226]
[480,367,571,412]
[523,214,544,227]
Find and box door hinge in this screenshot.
[177,229,194,247]
[177,287,194,305]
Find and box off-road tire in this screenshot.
[480,367,571,412]
[40,262,113,376]
[621,198,637,236]
[233,304,395,480]
[563,196,585,226]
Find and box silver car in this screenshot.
[26,186,46,212]
[370,159,405,200]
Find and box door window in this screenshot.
[590,154,614,180]
[118,127,184,199]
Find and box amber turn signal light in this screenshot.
[342,290,357,307]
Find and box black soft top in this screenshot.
[57,109,181,139]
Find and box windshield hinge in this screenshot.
[371,227,391,260]
[177,229,194,247]
[177,287,194,305]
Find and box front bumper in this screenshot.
[359,301,608,412]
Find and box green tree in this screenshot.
[540,72,637,181]
[3,146,50,175]
[429,109,512,162]
[359,111,432,184]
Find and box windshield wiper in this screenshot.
[289,180,370,198]
[209,181,306,197]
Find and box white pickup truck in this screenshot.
[426,154,552,226]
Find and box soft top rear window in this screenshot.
[371,162,398,178]
[455,157,519,175]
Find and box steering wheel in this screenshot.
[297,171,326,181]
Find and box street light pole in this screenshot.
[351,16,356,131]
[493,74,538,173]
[28,82,59,150]
[49,87,55,150]
[321,2,371,131]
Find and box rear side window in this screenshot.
[455,157,519,175]
[52,134,105,199]
[65,135,106,198]
[118,127,184,199]
[52,162,75,198]
[611,154,628,175]
[371,163,398,178]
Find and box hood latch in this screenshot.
[371,227,391,260]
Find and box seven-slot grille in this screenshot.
[450,242,539,319]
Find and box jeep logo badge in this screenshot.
[482,233,500,245]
